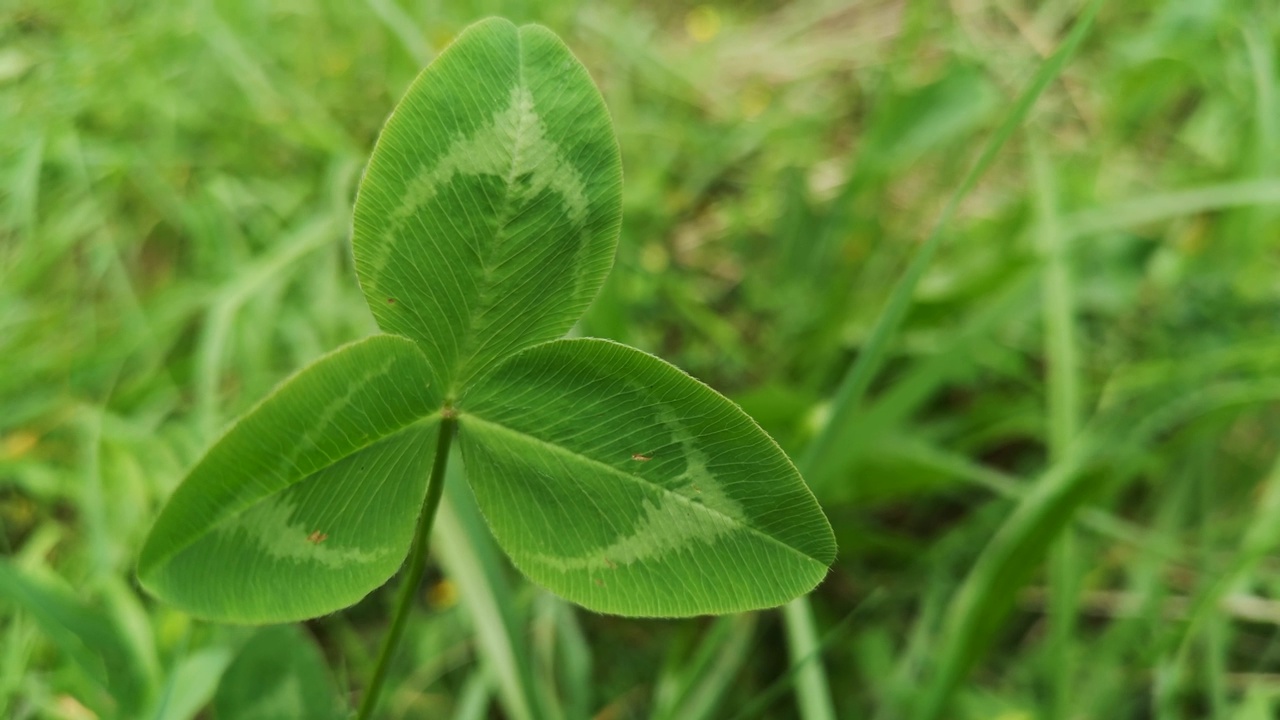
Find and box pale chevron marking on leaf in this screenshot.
[525,487,737,572]
[138,336,444,622]
[352,20,623,405]
[655,403,748,523]
[141,336,439,575]
[458,337,835,615]
[275,355,400,476]
[366,83,589,289]
[217,493,391,570]
[459,414,824,569]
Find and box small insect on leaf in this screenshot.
[306,531,328,545]
[631,453,652,462]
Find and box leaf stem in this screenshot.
[356,413,457,720]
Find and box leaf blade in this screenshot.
[0,560,151,715]
[352,18,623,395]
[213,625,343,720]
[456,338,834,617]
[138,334,442,622]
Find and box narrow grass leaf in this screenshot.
[653,614,758,720]
[786,0,1104,715]
[798,0,1104,485]
[0,560,150,716]
[457,338,835,617]
[915,439,1096,720]
[730,591,886,720]
[811,272,1036,496]
[452,669,497,720]
[352,18,623,396]
[435,464,550,720]
[149,646,233,720]
[782,597,834,720]
[1062,179,1280,239]
[1032,137,1082,720]
[1169,450,1280,671]
[138,334,442,623]
[533,595,592,720]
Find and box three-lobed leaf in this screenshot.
[140,17,834,624]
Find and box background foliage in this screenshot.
[3,0,1280,718]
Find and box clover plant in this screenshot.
[138,17,835,715]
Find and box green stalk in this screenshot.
[356,413,457,720]
[782,598,834,720]
[1032,138,1080,720]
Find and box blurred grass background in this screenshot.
[4,0,1280,718]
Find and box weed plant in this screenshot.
[4,1,1280,718]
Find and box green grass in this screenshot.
[5,0,1280,718]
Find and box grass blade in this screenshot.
[434,460,552,720]
[0,560,151,716]
[653,614,759,720]
[533,596,592,720]
[1062,179,1280,239]
[1171,450,1280,678]
[452,669,495,720]
[914,438,1096,720]
[798,0,1104,482]
[732,591,886,720]
[782,1,1105,716]
[149,646,233,720]
[783,598,837,720]
[1031,137,1081,720]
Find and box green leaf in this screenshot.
[138,335,442,623]
[0,560,151,716]
[915,440,1097,720]
[435,465,551,720]
[213,626,343,720]
[456,338,835,617]
[352,18,623,397]
[151,647,233,720]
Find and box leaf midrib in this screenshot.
[457,412,830,568]
[448,29,532,398]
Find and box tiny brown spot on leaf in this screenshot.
[631,453,652,462]
[387,297,396,304]
[604,558,617,570]
[307,531,328,544]
[593,577,605,587]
